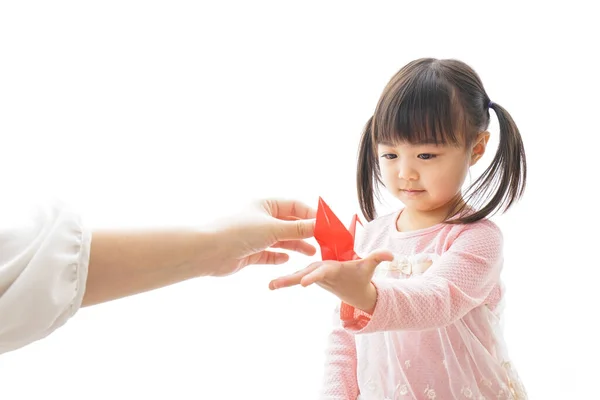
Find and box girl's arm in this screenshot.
[343,221,503,333]
[320,306,360,400]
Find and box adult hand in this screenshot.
[208,198,317,277]
[84,198,317,306]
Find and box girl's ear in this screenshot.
[470,131,490,166]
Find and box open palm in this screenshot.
[269,250,393,313]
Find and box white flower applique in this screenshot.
[374,253,439,279]
[424,384,437,399]
[461,386,473,398]
[363,377,384,398]
[395,383,409,396]
[480,378,493,388]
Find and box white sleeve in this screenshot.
[0,200,91,354]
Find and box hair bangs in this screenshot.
[373,66,467,147]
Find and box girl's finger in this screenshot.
[361,250,395,272]
[300,265,328,287]
[268,263,321,290]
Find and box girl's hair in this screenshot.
[357,58,526,224]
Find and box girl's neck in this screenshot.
[396,200,466,232]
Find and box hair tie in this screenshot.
[488,100,494,109]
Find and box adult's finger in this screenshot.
[270,240,317,256]
[273,219,316,241]
[246,250,290,266]
[263,198,317,220]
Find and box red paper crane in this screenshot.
[314,197,362,262]
[314,197,374,325]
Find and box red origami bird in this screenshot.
[313,197,377,324]
[314,197,362,262]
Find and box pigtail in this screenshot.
[357,116,380,222]
[457,102,527,224]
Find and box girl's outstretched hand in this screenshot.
[269,250,394,314]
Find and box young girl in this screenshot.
[270,58,528,399]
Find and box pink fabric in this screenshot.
[319,209,527,400]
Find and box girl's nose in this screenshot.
[398,161,419,181]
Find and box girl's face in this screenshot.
[377,132,488,223]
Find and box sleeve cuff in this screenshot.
[340,280,381,332]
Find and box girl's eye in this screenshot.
[418,153,436,160]
[381,154,397,160]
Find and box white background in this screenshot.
[1,1,598,399]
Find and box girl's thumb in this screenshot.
[362,250,394,270]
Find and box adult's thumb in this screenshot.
[276,219,316,240]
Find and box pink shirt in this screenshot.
[319,209,527,400]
